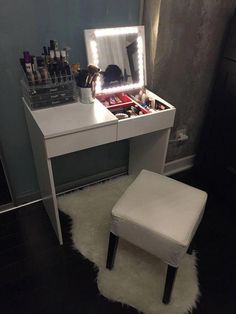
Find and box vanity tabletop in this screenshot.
[24,98,117,139]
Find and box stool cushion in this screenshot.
[111,170,207,267]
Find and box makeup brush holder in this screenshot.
[79,87,94,104]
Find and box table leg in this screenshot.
[44,158,63,245]
[25,106,63,245]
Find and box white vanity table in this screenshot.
[24,26,176,244]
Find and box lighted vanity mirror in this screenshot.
[84,25,174,127]
[84,26,146,94]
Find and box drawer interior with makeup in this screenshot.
[84,26,176,140]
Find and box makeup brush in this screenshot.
[87,64,101,86]
[88,64,100,74]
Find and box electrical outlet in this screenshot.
[176,128,188,141]
[176,128,187,138]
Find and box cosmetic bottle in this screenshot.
[55,50,62,82]
[50,40,55,51]
[32,56,42,84]
[61,49,71,81]
[43,46,49,65]
[48,50,56,83]
[54,41,59,52]
[24,51,32,73]
[50,40,58,53]
[37,57,49,84]
[60,50,67,81]
[23,51,35,85]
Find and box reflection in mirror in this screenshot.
[84,26,146,94]
[97,33,137,86]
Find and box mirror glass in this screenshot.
[84,26,146,94]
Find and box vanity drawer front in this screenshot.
[117,109,175,141]
[46,124,117,158]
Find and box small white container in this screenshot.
[79,87,94,104]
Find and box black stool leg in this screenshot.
[187,238,194,255]
[162,265,178,304]
[106,232,119,270]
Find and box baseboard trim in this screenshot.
[164,155,195,176]
[14,190,41,206]
[0,202,14,214]
[56,167,127,196]
[14,166,128,207]
[9,158,195,212]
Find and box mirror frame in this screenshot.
[84,26,146,95]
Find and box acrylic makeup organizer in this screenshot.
[20,69,77,110]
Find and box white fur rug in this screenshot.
[58,175,199,314]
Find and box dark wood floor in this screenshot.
[0,168,235,314]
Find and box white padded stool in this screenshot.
[106,169,207,304]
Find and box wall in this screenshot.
[2,0,235,201]
[0,0,140,202]
[144,0,236,162]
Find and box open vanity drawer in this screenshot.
[97,89,175,140]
